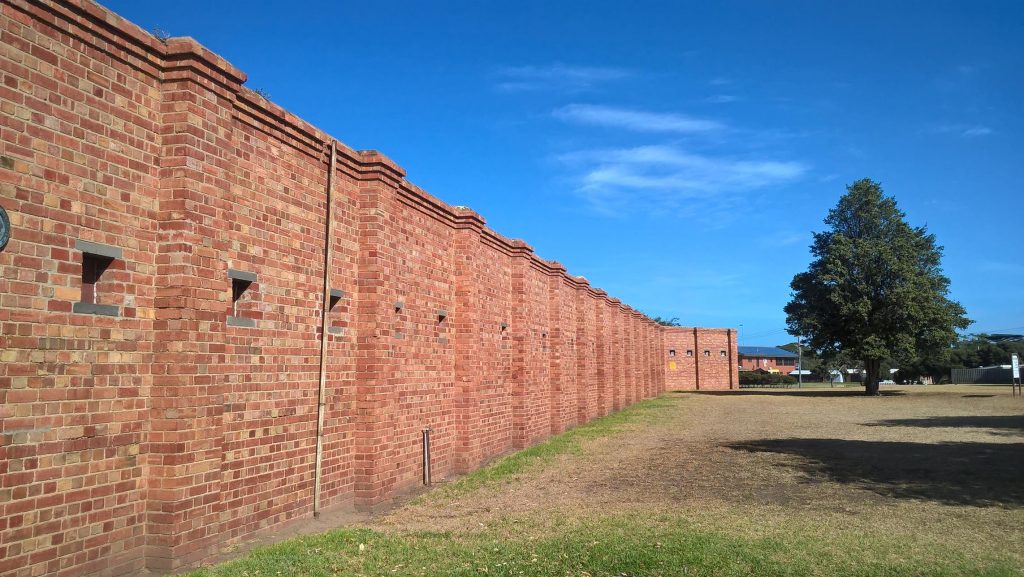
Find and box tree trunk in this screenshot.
[864,359,881,396]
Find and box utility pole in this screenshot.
[798,336,803,387]
[738,324,743,371]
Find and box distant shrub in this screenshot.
[739,370,798,387]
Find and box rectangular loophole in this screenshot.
[227,268,257,327]
[329,288,344,311]
[72,240,121,317]
[231,277,251,317]
[81,253,112,305]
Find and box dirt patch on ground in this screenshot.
[379,385,1024,556]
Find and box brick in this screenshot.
[663,327,739,391]
[0,2,736,576]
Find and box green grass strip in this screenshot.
[431,395,677,497]
[182,515,1020,577]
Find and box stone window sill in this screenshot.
[227,315,255,328]
[72,302,119,317]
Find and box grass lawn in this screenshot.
[183,386,1024,577]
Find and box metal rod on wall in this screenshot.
[313,141,337,518]
[422,427,433,486]
[693,327,700,391]
[727,328,734,389]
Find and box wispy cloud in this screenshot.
[557,144,808,217]
[978,261,1024,275]
[758,230,807,249]
[703,94,739,104]
[553,104,724,133]
[934,63,984,92]
[493,64,631,93]
[962,126,993,137]
[929,123,994,138]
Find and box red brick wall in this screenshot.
[663,328,739,391]
[0,2,161,575]
[608,299,624,411]
[0,2,735,575]
[452,215,515,473]
[548,269,578,434]
[516,258,551,447]
[576,283,601,422]
[738,355,797,373]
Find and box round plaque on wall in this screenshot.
[0,206,10,252]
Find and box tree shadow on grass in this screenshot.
[728,438,1024,507]
[865,415,1024,435]
[684,389,905,398]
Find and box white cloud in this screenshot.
[962,126,993,137]
[930,124,994,138]
[758,230,807,248]
[557,144,808,217]
[703,94,739,104]
[978,261,1024,275]
[553,104,724,133]
[493,64,630,92]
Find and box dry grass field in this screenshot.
[186,385,1024,576]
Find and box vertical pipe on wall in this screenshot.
[727,329,734,389]
[422,427,433,486]
[693,327,700,391]
[313,141,337,518]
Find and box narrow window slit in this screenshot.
[327,289,345,335]
[72,240,121,317]
[227,268,257,327]
[329,288,344,311]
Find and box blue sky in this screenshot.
[104,0,1024,346]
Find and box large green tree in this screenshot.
[785,179,970,395]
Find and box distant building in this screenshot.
[738,346,798,374]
